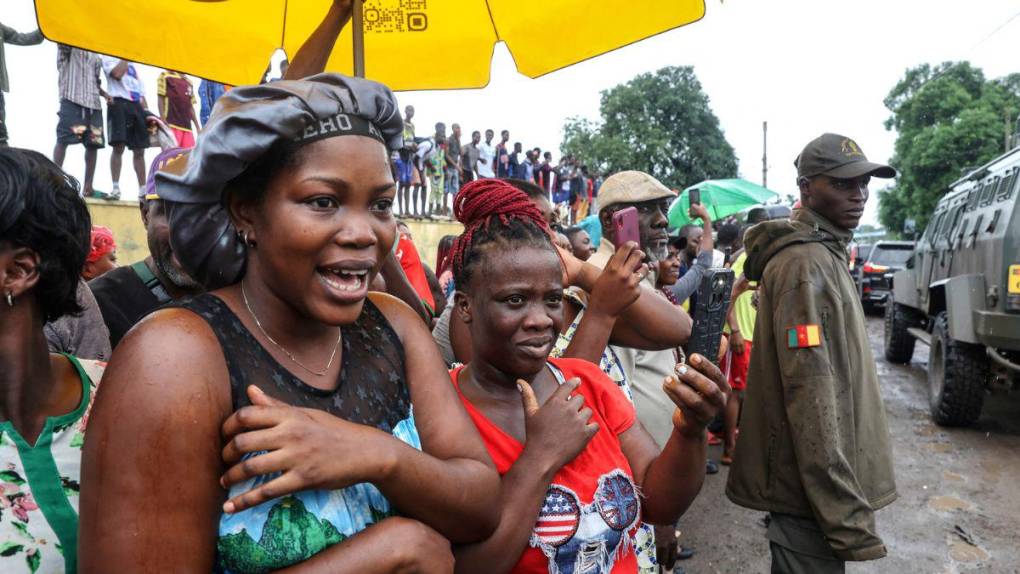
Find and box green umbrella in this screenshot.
[668,178,779,228]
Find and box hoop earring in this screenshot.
[5,292,13,308]
[238,230,255,247]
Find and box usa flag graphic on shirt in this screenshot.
[537,487,582,546]
[530,470,640,574]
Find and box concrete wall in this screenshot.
[87,198,462,270]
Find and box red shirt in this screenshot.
[451,358,641,574]
[157,71,195,132]
[395,234,435,314]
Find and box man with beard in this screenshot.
[89,148,204,348]
[591,172,694,438]
[589,171,704,571]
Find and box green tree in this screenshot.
[561,66,737,190]
[879,62,1020,233]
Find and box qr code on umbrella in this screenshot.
[364,0,429,33]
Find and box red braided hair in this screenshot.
[451,179,552,285]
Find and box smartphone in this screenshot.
[686,268,734,365]
[612,206,641,247]
[688,188,701,207]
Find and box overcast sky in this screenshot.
[5,0,1019,226]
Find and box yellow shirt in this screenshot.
[728,252,757,342]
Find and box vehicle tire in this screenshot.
[884,303,916,364]
[928,311,987,427]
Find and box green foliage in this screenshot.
[879,62,1020,232]
[0,542,24,557]
[0,470,25,485]
[25,549,40,573]
[217,496,347,574]
[561,66,738,190]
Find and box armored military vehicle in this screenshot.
[884,146,1020,426]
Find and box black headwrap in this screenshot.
[154,73,404,289]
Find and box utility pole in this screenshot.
[353,0,365,77]
[762,121,768,188]
[1005,108,1011,153]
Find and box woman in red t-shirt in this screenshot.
[446,179,730,574]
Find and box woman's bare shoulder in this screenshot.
[99,305,232,415]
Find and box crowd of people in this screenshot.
[393,108,603,225]
[4,18,599,226]
[1,20,230,200]
[3,9,898,574]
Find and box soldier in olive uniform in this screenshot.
[726,133,898,573]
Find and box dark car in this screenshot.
[850,243,874,294]
[855,244,875,266]
[859,241,914,311]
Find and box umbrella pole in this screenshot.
[353,0,365,77]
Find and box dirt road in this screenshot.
[674,316,1020,574]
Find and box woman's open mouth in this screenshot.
[317,264,371,302]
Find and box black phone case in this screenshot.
[686,268,734,365]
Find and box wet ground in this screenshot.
[674,316,1020,574]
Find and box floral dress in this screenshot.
[0,355,103,574]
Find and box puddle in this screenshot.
[979,460,1002,482]
[929,495,971,511]
[949,539,989,562]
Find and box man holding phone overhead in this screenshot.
[727,133,898,573]
[592,171,718,445]
[591,171,712,570]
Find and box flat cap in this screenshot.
[597,171,676,211]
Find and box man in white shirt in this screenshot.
[476,128,495,178]
[101,56,150,198]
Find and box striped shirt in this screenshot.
[57,45,103,110]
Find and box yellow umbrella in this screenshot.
[35,0,705,91]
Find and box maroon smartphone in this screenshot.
[612,206,640,246]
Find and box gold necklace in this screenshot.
[241,282,341,377]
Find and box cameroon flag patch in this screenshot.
[787,324,821,348]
